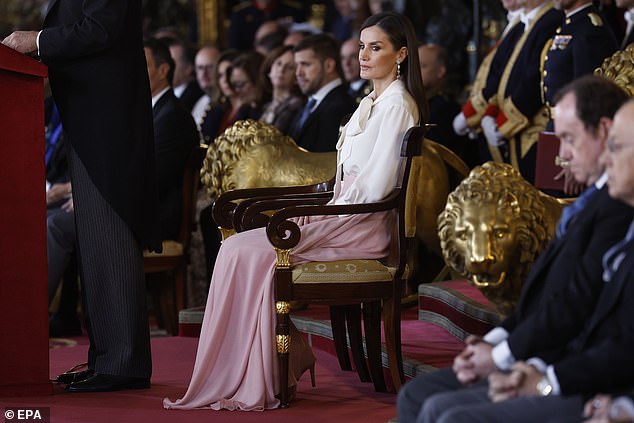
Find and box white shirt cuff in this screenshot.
[36,30,42,55]
[483,327,509,345]
[491,340,515,371]
[611,397,634,420]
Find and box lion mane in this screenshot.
[201,119,336,200]
[438,162,557,314]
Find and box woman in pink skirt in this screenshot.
[164,11,427,411]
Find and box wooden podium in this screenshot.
[0,43,52,396]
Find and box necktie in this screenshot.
[556,185,598,238]
[296,97,316,133]
[602,219,634,282]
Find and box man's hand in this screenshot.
[554,166,585,196]
[61,198,74,212]
[2,31,38,55]
[46,182,72,205]
[488,368,524,402]
[584,395,613,422]
[452,335,496,384]
[489,361,544,402]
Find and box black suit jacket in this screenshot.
[177,80,204,112]
[546,240,634,395]
[502,187,634,360]
[39,0,161,250]
[291,84,355,152]
[153,90,200,240]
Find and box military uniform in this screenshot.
[228,0,307,50]
[347,79,373,105]
[542,5,618,115]
[486,3,562,182]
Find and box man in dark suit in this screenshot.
[290,33,356,152]
[164,37,205,113]
[396,75,634,423]
[3,0,161,392]
[340,37,373,105]
[433,99,634,423]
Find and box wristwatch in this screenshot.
[536,376,553,396]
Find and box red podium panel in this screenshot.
[0,44,52,396]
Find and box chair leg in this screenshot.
[344,304,371,383]
[363,300,387,392]
[329,305,352,371]
[383,297,404,391]
[276,301,291,408]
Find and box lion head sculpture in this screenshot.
[438,162,564,315]
[201,119,337,200]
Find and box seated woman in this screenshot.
[260,45,305,135]
[164,11,427,412]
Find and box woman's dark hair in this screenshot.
[261,45,301,98]
[215,49,240,103]
[360,12,428,125]
[229,51,268,106]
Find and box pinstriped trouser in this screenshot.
[68,147,152,378]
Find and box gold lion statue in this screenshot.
[201,119,471,283]
[594,43,634,96]
[438,162,566,315]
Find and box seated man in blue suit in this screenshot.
[290,33,355,152]
[396,75,634,423]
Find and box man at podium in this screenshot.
[2,0,161,392]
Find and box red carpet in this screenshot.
[0,306,465,422]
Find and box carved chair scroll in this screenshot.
[212,127,424,407]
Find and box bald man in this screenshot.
[191,45,221,127]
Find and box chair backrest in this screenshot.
[177,144,207,250]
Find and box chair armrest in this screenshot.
[212,179,334,230]
[265,190,401,250]
[236,193,333,232]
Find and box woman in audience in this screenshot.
[260,45,305,135]
[164,11,426,412]
[199,49,240,143]
[226,50,267,123]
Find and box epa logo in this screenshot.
[4,408,49,422]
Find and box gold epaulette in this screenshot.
[588,12,603,27]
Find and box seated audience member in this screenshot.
[162,37,205,112]
[340,37,372,104]
[260,45,305,135]
[254,19,288,55]
[417,43,470,163]
[199,50,267,144]
[283,29,312,47]
[396,75,634,423]
[47,39,200,335]
[289,33,355,152]
[191,45,221,127]
[197,49,240,144]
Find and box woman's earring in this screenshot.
[396,60,401,79]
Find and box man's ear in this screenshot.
[158,62,170,79]
[323,57,336,74]
[597,116,613,145]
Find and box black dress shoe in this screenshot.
[66,373,150,392]
[55,369,94,384]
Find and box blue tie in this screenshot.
[556,185,599,238]
[296,97,316,132]
[602,219,634,282]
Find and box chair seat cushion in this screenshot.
[291,259,395,284]
[143,240,184,258]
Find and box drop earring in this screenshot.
[396,60,401,79]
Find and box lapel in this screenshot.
[587,243,634,332]
[43,0,60,26]
[298,90,332,138]
[152,89,173,120]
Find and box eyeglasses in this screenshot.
[196,64,215,72]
